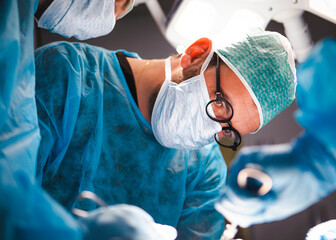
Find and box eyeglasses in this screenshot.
[205,54,241,151]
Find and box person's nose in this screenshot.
[219,122,230,129]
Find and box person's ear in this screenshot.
[181,38,212,70]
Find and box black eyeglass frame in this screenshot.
[205,54,241,151]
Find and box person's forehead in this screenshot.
[218,60,255,107]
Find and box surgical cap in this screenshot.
[215,30,297,131]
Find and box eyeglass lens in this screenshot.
[206,99,233,122]
[215,127,241,147]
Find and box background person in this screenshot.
[35,0,135,40]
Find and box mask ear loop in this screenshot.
[200,50,223,134]
[72,191,108,218]
[200,49,214,73]
[165,57,172,80]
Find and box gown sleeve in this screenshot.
[177,143,227,240]
[0,2,83,239]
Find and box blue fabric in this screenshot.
[34,41,227,240]
[215,38,336,228]
[306,220,336,240]
[295,38,336,152]
[0,160,82,240]
[0,0,40,179]
[78,204,178,240]
[0,1,85,239]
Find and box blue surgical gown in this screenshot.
[215,38,336,228]
[0,0,40,180]
[0,1,82,239]
[34,41,227,240]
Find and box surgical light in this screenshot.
[165,0,318,62]
[136,0,336,62]
[173,1,217,42]
[309,0,336,23]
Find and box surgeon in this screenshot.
[215,38,336,238]
[0,1,168,240]
[34,30,296,240]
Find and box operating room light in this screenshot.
[217,9,266,47]
[137,0,336,61]
[309,0,336,22]
[165,0,219,49]
[164,0,270,51]
[174,1,217,43]
[150,0,335,62]
[164,0,280,55]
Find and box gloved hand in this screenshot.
[215,136,336,228]
[78,204,177,240]
[306,220,336,240]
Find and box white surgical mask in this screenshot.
[38,0,116,40]
[151,51,222,150]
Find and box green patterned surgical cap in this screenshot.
[215,31,297,132]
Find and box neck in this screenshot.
[127,56,183,123]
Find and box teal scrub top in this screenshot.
[35,41,227,240]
